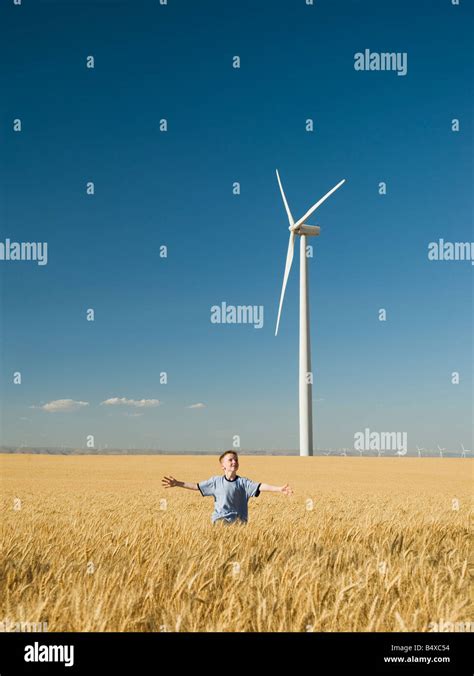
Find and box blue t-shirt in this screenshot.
[197,475,261,523]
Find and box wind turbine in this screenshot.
[461,443,470,458]
[274,170,346,456]
[437,445,445,458]
[416,445,424,458]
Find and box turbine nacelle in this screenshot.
[289,223,321,236]
[274,169,345,337]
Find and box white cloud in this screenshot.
[100,397,161,408]
[32,399,89,413]
[187,402,206,409]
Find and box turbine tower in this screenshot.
[274,170,345,456]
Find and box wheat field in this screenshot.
[1,454,472,632]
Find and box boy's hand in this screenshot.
[162,475,178,488]
[280,483,293,496]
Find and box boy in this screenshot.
[161,450,293,524]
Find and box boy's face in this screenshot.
[221,453,239,473]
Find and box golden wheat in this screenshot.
[1,455,472,632]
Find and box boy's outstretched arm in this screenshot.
[162,475,199,491]
[259,483,293,496]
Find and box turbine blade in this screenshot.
[275,232,295,336]
[294,178,345,228]
[276,169,294,226]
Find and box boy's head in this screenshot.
[219,450,239,472]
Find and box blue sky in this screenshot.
[0,0,472,452]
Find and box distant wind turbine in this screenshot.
[437,445,445,458]
[416,445,424,458]
[274,170,346,456]
[461,443,470,458]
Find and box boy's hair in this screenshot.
[219,450,239,464]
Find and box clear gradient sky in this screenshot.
[0,0,472,452]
